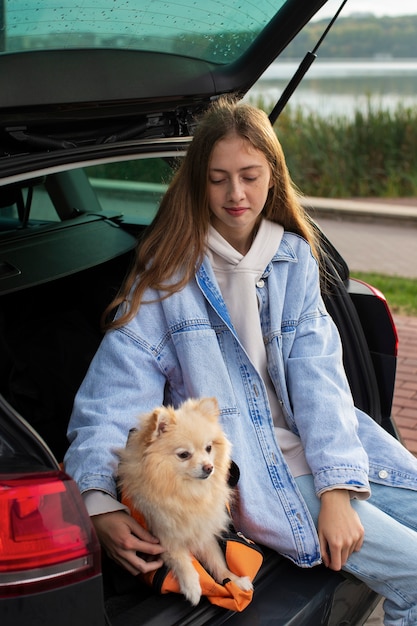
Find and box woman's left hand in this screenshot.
[318,489,364,571]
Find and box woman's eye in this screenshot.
[243,177,257,182]
[177,451,191,460]
[210,179,225,185]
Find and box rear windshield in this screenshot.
[2,0,288,63]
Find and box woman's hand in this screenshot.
[92,510,165,576]
[318,489,364,571]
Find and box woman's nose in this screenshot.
[227,178,244,202]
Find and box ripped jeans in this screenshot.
[296,475,417,626]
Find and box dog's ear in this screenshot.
[149,406,176,440]
[197,397,220,422]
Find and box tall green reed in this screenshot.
[250,95,417,198]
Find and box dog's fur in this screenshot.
[118,397,252,605]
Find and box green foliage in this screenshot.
[251,96,417,198]
[351,272,417,316]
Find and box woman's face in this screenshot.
[208,133,273,254]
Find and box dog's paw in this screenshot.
[233,575,253,591]
[181,579,202,606]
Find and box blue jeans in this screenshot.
[296,475,417,626]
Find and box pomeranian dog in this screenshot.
[118,396,252,606]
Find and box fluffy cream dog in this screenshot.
[118,397,252,606]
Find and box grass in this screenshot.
[350,272,417,317]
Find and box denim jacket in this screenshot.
[65,232,417,567]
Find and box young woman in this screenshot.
[65,96,417,624]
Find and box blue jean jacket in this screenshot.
[65,232,417,567]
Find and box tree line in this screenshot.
[282,14,417,59]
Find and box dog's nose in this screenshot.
[202,463,213,476]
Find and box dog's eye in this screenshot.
[177,451,191,460]
[206,445,212,454]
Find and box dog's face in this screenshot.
[173,435,215,480]
[139,397,231,483]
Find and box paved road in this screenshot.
[315,215,417,279]
[304,195,417,279]
[390,315,417,457]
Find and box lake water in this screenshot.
[245,59,417,119]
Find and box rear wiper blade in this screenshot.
[269,0,348,125]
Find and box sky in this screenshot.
[315,0,417,19]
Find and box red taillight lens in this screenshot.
[0,471,101,597]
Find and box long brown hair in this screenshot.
[104,96,319,330]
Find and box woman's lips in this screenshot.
[224,206,248,216]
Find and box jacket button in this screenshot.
[256,279,265,288]
[378,470,388,479]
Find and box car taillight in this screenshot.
[0,470,101,597]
